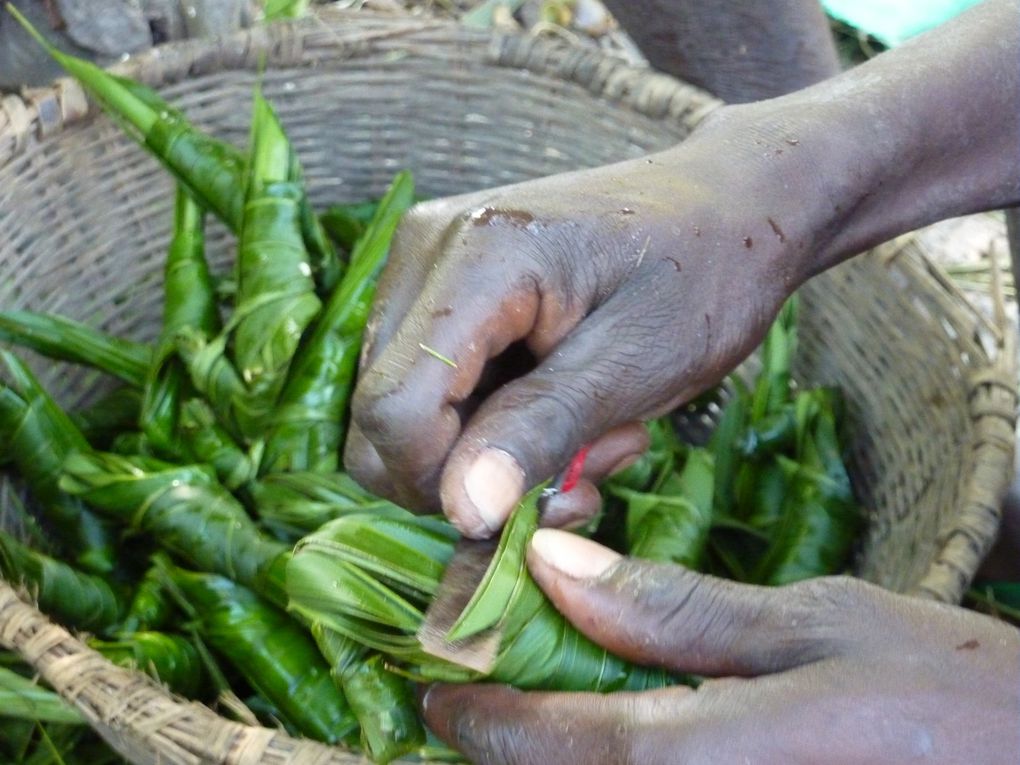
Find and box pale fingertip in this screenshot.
[462,447,525,535]
[529,528,622,581]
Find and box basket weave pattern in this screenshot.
[0,9,1016,763]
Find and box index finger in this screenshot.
[350,221,586,513]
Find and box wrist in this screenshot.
[675,0,1020,284]
[721,99,889,277]
[661,100,874,286]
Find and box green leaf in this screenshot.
[249,470,384,540]
[743,460,789,531]
[7,6,156,133]
[0,668,82,725]
[60,451,289,606]
[750,297,798,422]
[709,389,748,517]
[287,496,673,693]
[0,531,123,634]
[228,92,321,404]
[90,632,204,697]
[71,387,142,450]
[445,484,545,642]
[9,5,337,292]
[169,566,357,743]
[341,654,425,764]
[178,399,262,490]
[0,353,115,574]
[623,448,715,569]
[756,458,860,586]
[140,186,218,454]
[261,0,309,21]
[0,311,151,388]
[119,557,174,634]
[262,171,415,473]
[319,205,368,250]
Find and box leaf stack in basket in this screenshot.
[0,8,862,764]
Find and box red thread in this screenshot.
[560,446,590,493]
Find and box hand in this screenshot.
[345,108,813,537]
[423,529,1020,764]
[346,0,1018,538]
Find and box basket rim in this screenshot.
[0,6,723,168]
[0,8,1017,764]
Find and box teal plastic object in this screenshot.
[822,0,983,46]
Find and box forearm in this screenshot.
[602,0,840,101]
[689,0,1019,279]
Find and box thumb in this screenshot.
[439,309,664,538]
[527,529,856,677]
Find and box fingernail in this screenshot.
[608,453,641,476]
[464,448,525,533]
[530,528,621,580]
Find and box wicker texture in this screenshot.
[0,8,1016,764]
[0,579,367,764]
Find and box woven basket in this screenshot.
[0,8,1016,764]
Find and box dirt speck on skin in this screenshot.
[431,307,453,319]
[768,217,786,243]
[744,236,753,249]
[663,256,682,272]
[955,639,980,651]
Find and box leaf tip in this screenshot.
[6,4,53,51]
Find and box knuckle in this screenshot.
[352,385,397,435]
[350,370,419,443]
[770,575,885,658]
[689,103,741,137]
[605,563,708,650]
[396,201,439,236]
[389,200,451,263]
[678,579,763,659]
[349,383,386,437]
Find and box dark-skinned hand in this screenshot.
[345,1,1018,538]
[344,0,843,531]
[345,122,799,535]
[423,529,1020,765]
[345,3,1020,762]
